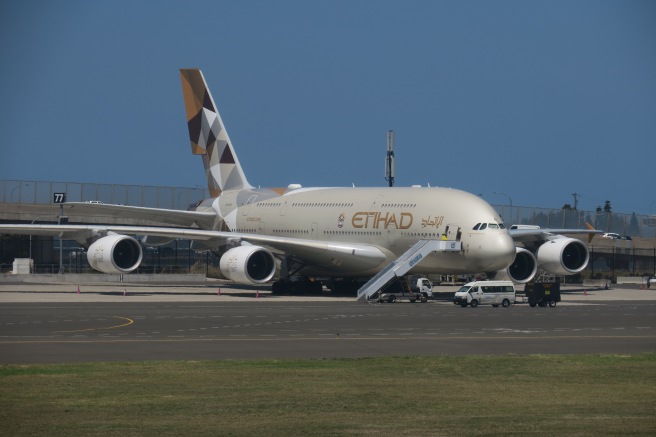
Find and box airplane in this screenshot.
[0,69,599,296]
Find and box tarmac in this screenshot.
[2,277,655,363]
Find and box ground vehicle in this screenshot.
[377,277,433,303]
[520,282,561,307]
[453,281,515,308]
[601,233,621,239]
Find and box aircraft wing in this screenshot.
[0,224,217,241]
[235,233,390,272]
[61,202,217,229]
[0,224,389,272]
[509,227,602,246]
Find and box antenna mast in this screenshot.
[385,130,395,187]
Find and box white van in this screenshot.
[453,281,515,308]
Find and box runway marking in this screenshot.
[1,334,655,344]
[52,316,134,333]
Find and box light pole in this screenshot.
[493,192,513,225]
[29,218,38,264]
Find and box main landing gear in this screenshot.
[271,279,322,295]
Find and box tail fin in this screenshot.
[180,68,252,197]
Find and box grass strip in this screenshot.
[1,354,655,436]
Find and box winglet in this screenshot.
[180,69,252,197]
[585,222,597,243]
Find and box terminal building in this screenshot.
[1,179,655,282]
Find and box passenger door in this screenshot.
[471,286,482,304]
[446,224,461,241]
[478,286,487,304]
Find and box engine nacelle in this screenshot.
[504,247,538,284]
[489,247,537,284]
[537,237,589,275]
[87,234,143,274]
[219,245,276,285]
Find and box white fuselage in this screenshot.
[208,186,516,277]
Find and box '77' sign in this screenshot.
[53,193,66,203]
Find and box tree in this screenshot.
[603,200,612,213]
[562,203,573,210]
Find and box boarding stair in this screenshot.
[356,239,462,301]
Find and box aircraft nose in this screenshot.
[498,232,516,264]
[476,231,516,271]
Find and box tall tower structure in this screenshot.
[385,130,395,187]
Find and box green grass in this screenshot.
[1,354,655,436]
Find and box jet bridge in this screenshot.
[356,239,462,301]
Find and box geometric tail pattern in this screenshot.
[180,68,252,197]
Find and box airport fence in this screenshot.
[1,180,208,211]
[587,246,656,281]
[495,205,656,239]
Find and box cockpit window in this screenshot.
[473,222,506,230]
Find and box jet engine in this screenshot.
[504,247,538,284]
[219,245,276,285]
[536,237,589,275]
[495,237,589,283]
[87,234,143,274]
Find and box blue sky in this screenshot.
[1,0,655,214]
